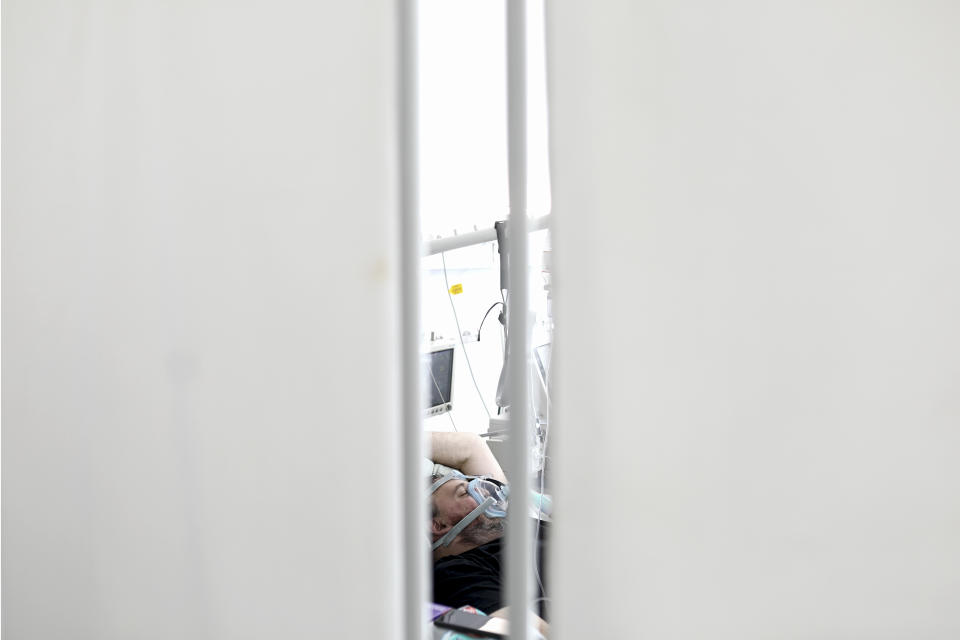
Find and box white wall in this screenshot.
[417,0,552,238]
[549,2,960,638]
[2,2,401,638]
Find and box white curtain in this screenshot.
[548,2,960,638]
[2,2,401,638]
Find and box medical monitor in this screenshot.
[424,341,455,417]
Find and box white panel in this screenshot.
[418,0,508,236]
[2,2,400,639]
[548,2,960,638]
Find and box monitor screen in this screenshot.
[424,346,454,416]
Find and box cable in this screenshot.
[441,252,492,419]
[429,366,458,432]
[533,421,547,600]
[477,301,505,341]
[532,373,552,605]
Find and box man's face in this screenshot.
[431,476,506,548]
[432,477,479,530]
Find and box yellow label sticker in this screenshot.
[449,283,464,295]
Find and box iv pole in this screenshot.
[422,214,551,257]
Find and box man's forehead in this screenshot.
[439,478,465,495]
[436,479,471,507]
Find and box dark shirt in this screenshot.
[433,521,549,621]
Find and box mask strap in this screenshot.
[432,496,494,551]
[429,471,463,495]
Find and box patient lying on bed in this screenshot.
[428,431,549,637]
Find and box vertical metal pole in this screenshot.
[399,0,427,638]
[506,0,531,638]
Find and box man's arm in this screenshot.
[429,431,507,483]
